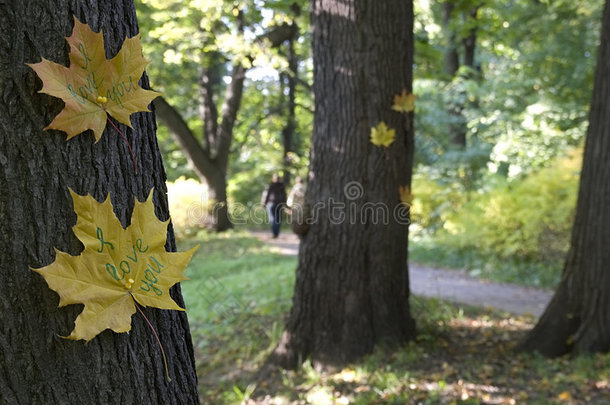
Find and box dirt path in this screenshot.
[251,230,553,317]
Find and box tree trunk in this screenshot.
[0,2,199,403]
[270,0,416,369]
[281,25,298,183]
[462,6,479,71]
[442,1,459,77]
[153,96,233,232]
[520,0,610,357]
[442,2,480,149]
[205,172,232,232]
[443,1,466,148]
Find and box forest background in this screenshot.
[137,0,602,289]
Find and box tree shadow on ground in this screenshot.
[196,300,610,404]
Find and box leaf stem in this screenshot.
[133,299,172,383]
[106,116,138,174]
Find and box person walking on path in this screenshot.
[262,173,287,238]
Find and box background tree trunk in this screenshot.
[0,2,199,403]
[520,0,610,357]
[442,1,460,77]
[442,1,480,149]
[280,21,299,183]
[153,96,234,232]
[271,0,416,368]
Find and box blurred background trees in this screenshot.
[521,0,610,357]
[136,0,603,287]
[136,0,312,231]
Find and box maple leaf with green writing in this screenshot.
[31,189,198,341]
[370,121,396,147]
[27,16,160,142]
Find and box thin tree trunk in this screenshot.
[270,0,416,369]
[281,27,298,183]
[462,6,479,70]
[153,96,233,232]
[442,1,459,77]
[442,1,467,148]
[205,173,232,232]
[0,2,199,403]
[520,0,610,357]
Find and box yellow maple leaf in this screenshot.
[391,89,415,113]
[370,121,396,147]
[31,189,198,341]
[27,16,160,142]
[399,185,413,207]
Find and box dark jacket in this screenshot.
[263,182,287,205]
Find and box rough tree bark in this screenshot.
[0,1,199,403]
[270,0,416,368]
[519,0,610,357]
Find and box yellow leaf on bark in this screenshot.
[392,89,415,113]
[370,121,396,147]
[26,16,160,142]
[31,189,198,341]
[399,185,413,207]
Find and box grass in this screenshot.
[178,230,297,401]
[177,230,610,404]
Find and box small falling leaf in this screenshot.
[399,185,413,207]
[392,89,415,113]
[31,189,198,341]
[27,16,160,142]
[557,391,572,401]
[370,121,396,147]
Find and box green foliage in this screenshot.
[176,231,296,401]
[411,148,581,287]
[136,0,313,197]
[470,0,601,175]
[452,150,580,262]
[413,0,602,180]
[410,171,466,234]
[167,177,210,237]
[407,0,601,288]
